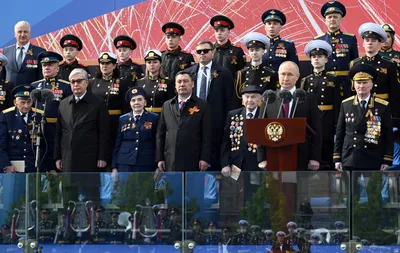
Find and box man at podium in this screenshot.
[257,61,322,171]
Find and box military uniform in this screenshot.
[380,24,400,66]
[315,1,358,98]
[0,224,12,244]
[39,209,55,243]
[58,34,91,80]
[302,40,341,167]
[0,86,46,173]
[187,220,204,245]
[232,220,251,245]
[112,87,159,172]
[107,212,125,244]
[54,214,75,244]
[264,36,299,71]
[0,54,14,111]
[210,15,246,77]
[136,50,175,113]
[204,222,220,245]
[334,64,394,170]
[31,52,72,171]
[92,205,107,243]
[114,35,144,85]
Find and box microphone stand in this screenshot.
[276,99,285,118]
[291,98,300,118]
[32,97,44,253]
[262,98,269,118]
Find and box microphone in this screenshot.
[261,90,276,118]
[41,89,55,103]
[291,89,307,118]
[30,89,42,103]
[276,90,292,118]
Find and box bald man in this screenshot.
[2,21,45,86]
[257,61,322,171]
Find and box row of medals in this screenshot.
[230,114,257,153]
[365,119,381,144]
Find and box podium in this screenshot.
[246,118,306,171]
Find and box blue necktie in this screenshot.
[199,66,208,100]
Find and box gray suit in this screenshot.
[2,43,45,86]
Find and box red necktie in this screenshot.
[283,103,290,118]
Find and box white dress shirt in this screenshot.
[75,91,87,102]
[246,107,258,118]
[178,95,191,110]
[16,42,30,63]
[19,111,28,124]
[196,61,212,97]
[281,85,297,117]
[357,94,371,108]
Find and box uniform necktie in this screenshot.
[283,103,290,118]
[247,112,254,119]
[17,47,24,68]
[360,100,367,109]
[135,115,141,123]
[179,101,186,112]
[21,113,27,123]
[75,97,80,103]
[199,66,208,100]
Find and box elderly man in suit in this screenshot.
[257,61,322,171]
[54,68,110,200]
[185,40,234,171]
[156,71,213,172]
[2,21,45,86]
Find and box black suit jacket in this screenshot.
[185,62,234,138]
[257,91,322,170]
[54,92,110,173]
[220,107,260,170]
[156,95,213,171]
[3,43,45,86]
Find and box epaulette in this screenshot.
[281,38,293,43]
[342,96,354,103]
[120,113,130,118]
[4,80,9,83]
[381,55,395,63]
[326,71,337,77]
[342,32,355,37]
[32,108,44,114]
[31,79,45,84]
[314,33,325,39]
[2,106,15,113]
[375,97,389,106]
[300,77,306,89]
[262,65,276,73]
[58,79,70,84]
[349,58,362,68]
[164,76,169,80]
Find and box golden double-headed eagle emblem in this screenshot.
[266,122,284,142]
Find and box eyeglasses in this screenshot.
[70,78,85,84]
[196,49,213,54]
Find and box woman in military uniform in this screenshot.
[0,54,13,111]
[136,50,174,113]
[380,24,400,65]
[89,52,130,161]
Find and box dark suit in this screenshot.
[54,92,110,201]
[112,110,159,172]
[257,90,322,170]
[333,96,393,169]
[186,62,234,170]
[0,107,46,173]
[221,107,259,171]
[156,95,212,172]
[3,44,45,86]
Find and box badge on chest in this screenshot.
[365,114,381,145]
[121,123,136,132]
[229,114,244,151]
[52,88,64,101]
[345,113,355,123]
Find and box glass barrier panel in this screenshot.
[352,171,400,253]
[185,171,350,253]
[25,172,183,252]
[0,173,27,251]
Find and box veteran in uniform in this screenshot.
[136,50,174,113]
[187,219,204,245]
[107,212,125,244]
[0,54,14,111]
[161,22,195,82]
[302,40,341,169]
[210,15,246,78]
[232,220,251,246]
[0,85,45,173]
[114,35,143,85]
[58,34,91,81]
[380,24,400,65]
[221,86,262,174]
[112,87,158,172]
[315,1,359,98]
[261,9,299,71]
[350,22,400,123]
[91,205,107,243]
[235,32,279,104]
[204,222,220,245]
[89,52,131,156]
[39,209,55,243]
[334,64,394,171]
[31,51,72,171]
[330,221,348,244]
[271,231,290,251]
